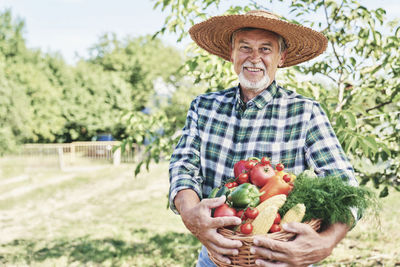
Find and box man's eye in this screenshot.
[261,47,271,52]
[240,46,251,52]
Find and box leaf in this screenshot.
[342,111,357,128]
[162,0,171,10]
[350,57,356,66]
[363,136,379,153]
[346,135,358,154]
[120,139,127,154]
[379,186,389,198]
[134,162,143,177]
[188,60,198,72]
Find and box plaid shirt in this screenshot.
[169,81,357,213]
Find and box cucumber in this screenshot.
[208,187,219,198]
[215,186,230,198]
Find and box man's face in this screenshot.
[230,29,286,92]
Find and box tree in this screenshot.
[85,34,184,143]
[0,9,67,151]
[0,8,184,152]
[128,0,399,194]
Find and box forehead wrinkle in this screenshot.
[238,39,274,47]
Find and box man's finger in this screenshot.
[253,236,289,254]
[281,222,314,235]
[202,195,226,208]
[210,215,241,229]
[207,240,241,255]
[250,244,287,262]
[210,231,242,249]
[208,249,232,265]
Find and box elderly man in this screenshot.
[169,10,357,266]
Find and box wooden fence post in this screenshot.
[58,147,64,170]
[113,147,121,166]
[71,143,75,164]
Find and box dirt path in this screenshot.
[0,163,170,243]
[0,174,29,187]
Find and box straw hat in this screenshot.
[189,10,328,67]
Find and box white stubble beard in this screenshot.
[238,61,270,93]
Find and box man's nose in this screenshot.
[249,49,262,63]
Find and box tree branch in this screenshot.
[365,100,393,113]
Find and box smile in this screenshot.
[244,67,264,73]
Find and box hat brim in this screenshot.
[189,13,328,67]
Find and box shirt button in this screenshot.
[248,102,254,107]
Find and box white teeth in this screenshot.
[246,67,263,72]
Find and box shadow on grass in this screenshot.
[0,229,201,266]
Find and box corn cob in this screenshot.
[252,205,278,235]
[256,194,287,211]
[280,203,306,226]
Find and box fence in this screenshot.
[20,142,143,169]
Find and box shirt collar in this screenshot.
[235,81,278,110]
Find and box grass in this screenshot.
[0,157,200,267]
[322,189,400,266]
[0,156,399,266]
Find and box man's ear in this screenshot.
[278,50,288,67]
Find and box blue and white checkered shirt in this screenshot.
[169,81,357,213]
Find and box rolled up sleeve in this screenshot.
[169,98,204,214]
[304,102,358,186]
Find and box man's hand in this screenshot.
[175,190,242,264]
[249,222,349,267]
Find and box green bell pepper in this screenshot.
[228,183,264,208]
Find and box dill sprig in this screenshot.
[279,175,378,227]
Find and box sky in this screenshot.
[1,0,399,64]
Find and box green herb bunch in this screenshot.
[279,174,378,227]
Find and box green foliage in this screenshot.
[0,9,183,152]
[279,175,378,227]
[146,0,400,195]
[119,110,182,176]
[0,10,68,150]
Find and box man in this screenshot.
[169,10,358,266]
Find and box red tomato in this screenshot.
[213,204,237,218]
[261,157,270,165]
[236,210,247,221]
[244,160,258,170]
[269,224,281,233]
[233,160,249,179]
[244,207,259,219]
[237,173,249,184]
[283,174,291,183]
[225,182,237,189]
[273,213,281,224]
[249,163,276,187]
[240,223,253,235]
[276,163,284,172]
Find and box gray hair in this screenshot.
[231,27,287,54]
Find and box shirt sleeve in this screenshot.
[304,103,360,227]
[304,102,358,186]
[168,97,204,214]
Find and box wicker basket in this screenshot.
[208,219,322,267]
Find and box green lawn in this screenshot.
[0,157,399,266]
